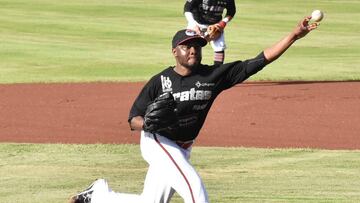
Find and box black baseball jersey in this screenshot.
[184,0,236,25]
[129,52,267,142]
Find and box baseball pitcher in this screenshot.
[70,16,319,203]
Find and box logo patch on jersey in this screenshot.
[193,103,208,110]
[161,75,172,92]
[195,81,215,88]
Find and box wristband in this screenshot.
[218,21,227,29]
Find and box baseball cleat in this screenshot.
[69,179,108,203]
[69,190,93,203]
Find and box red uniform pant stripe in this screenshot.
[153,135,196,203]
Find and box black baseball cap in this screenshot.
[172,29,208,48]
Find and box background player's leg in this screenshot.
[211,33,226,65]
[214,51,225,65]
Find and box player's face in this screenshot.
[174,42,202,69]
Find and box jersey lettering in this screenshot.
[201,0,226,13]
[180,91,190,101]
[173,88,212,102]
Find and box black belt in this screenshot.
[155,132,194,149]
[175,140,194,149]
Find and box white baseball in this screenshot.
[311,10,324,22]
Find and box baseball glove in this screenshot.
[205,24,223,41]
[143,92,178,133]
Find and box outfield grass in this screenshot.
[0,0,359,83]
[0,143,359,203]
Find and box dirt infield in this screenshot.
[0,81,359,149]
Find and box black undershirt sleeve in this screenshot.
[244,51,269,76]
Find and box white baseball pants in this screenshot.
[91,131,209,203]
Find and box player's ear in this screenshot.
[172,48,178,57]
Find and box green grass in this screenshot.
[0,0,359,83]
[0,143,360,203]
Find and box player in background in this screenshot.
[69,16,319,203]
[184,0,236,65]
